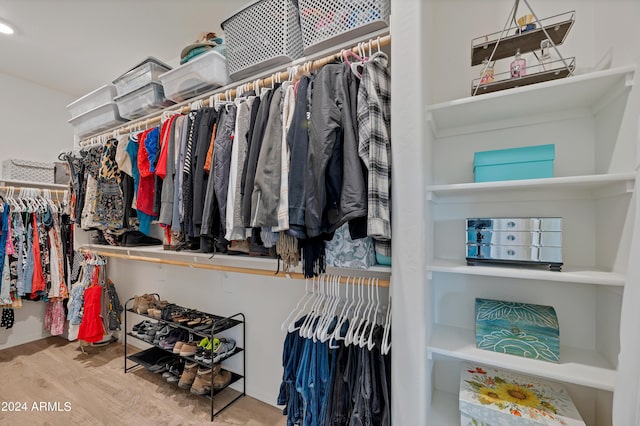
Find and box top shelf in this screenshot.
[427,65,635,138]
[471,12,574,66]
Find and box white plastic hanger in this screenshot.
[381,283,392,355]
[344,277,364,346]
[281,278,312,332]
[288,277,317,333]
[365,278,381,350]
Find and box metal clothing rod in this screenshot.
[81,249,391,287]
[0,186,67,195]
[79,34,391,145]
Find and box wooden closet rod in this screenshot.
[82,249,390,287]
[79,34,391,145]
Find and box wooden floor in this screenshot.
[0,337,286,426]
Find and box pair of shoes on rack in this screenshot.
[212,338,236,364]
[153,325,172,346]
[188,364,233,395]
[194,337,217,362]
[162,358,186,384]
[147,299,169,319]
[132,294,158,315]
[159,329,189,351]
[173,335,198,357]
[121,230,162,247]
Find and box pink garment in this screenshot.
[44,300,65,336]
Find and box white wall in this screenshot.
[0,72,74,349]
[0,72,74,163]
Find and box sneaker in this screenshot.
[202,338,220,365]
[178,362,199,389]
[213,368,233,390]
[162,358,185,378]
[144,323,161,343]
[159,329,186,351]
[165,359,185,383]
[212,338,237,364]
[190,367,213,395]
[153,325,171,345]
[194,337,211,361]
[132,320,151,335]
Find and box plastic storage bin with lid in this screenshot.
[66,84,118,119]
[159,49,230,103]
[114,82,175,120]
[113,57,172,97]
[68,103,127,138]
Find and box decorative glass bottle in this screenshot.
[510,48,526,78]
[480,59,495,85]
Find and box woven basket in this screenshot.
[2,159,55,183]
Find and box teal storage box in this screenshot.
[474,144,554,182]
[475,298,560,363]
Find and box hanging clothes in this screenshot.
[94,138,125,230]
[357,52,392,258]
[77,265,105,343]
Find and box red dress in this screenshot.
[77,284,104,343]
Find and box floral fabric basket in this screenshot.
[459,363,585,426]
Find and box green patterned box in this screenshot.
[475,298,560,363]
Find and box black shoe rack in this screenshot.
[123,296,246,422]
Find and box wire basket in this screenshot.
[2,159,55,183]
[221,0,304,81]
[298,0,390,55]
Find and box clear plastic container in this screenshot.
[113,57,172,97]
[114,82,175,120]
[159,50,231,102]
[66,84,117,119]
[68,102,128,138]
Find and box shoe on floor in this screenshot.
[178,362,199,389]
[190,367,213,395]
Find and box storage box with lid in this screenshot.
[112,57,172,96]
[114,82,175,120]
[474,144,555,183]
[475,298,560,363]
[159,50,231,103]
[2,159,54,183]
[460,363,585,426]
[66,84,118,119]
[68,102,127,138]
[221,0,304,81]
[298,0,390,55]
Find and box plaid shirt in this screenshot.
[357,52,391,256]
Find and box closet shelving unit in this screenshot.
[123,297,245,422]
[424,65,636,425]
[73,31,392,287]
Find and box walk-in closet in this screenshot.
[0,1,638,425]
